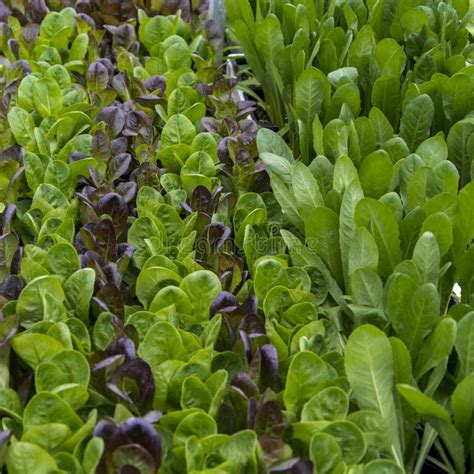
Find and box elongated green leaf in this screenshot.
[345,325,401,466]
[306,207,344,286]
[254,15,284,68]
[271,175,304,231]
[453,181,474,266]
[455,312,474,378]
[371,76,400,127]
[348,227,379,277]
[412,231,440,285]
[355,198,401,278]
[414,317,457,379]
[397,384,465,473]
[447,118,474,188]
[339,180,364,287]
[292,162,324,221]
[294,68,328,124]
[452,373,474,453]
[399,94,434,151]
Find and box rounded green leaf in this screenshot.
[16,275,65,328]
[23,392,83,431]
[139,321,186,368]
[11,333,65,369]
[7,106,35,146]
[302,387,349,422]
[6,442,58,474]
[136,266,182,309]
[309,432,342,474]
[322,420,367,464]
[180,270,221,321]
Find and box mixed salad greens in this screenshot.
[0,0,473,473]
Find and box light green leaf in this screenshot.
[7,106,35,146]
[345,325,401,465]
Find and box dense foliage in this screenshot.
[0,0,473,473]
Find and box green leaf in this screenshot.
[414,317,457,379]
[371,75,401,128]
[442,74,474,125]
[294,67,328,124]
[139,15,174,51]
[254,15,284,68]
[36,349,90,391]
[128,216,166,269]
[270,175,304,230]
[284,351,330,416]
[351,269,384,309]
[6,442,58,474]
[453,181,474,266]
[420,212,453,257]
[136,266,182,309]
[11,333,65,369]
[364,460,404,474]
[281,230,348,311]
[23,392,83,431]
[254,258,289,303]
[309,432,342,474]
[161,114,196,147]
[339,180,364,286]
[22,423,71,451]
[452,373,474,452]
[399,94,435,151]
[180,270,221,321]
[301,387,349,422]
[390,337,412,384]
[375,38,406,77]
[447,118,474,188]
[355,198,401,278]
[369,107,393,145]
[175,412,217,446]
[348,227,379,276]
[139,322,186,368]
[455,312,474,378]
[7,106,35,146]
[322,420,367,465]
[44,161,72,197]
[333,155,359,194]
[416,136,448,167]
[397,384,465,473]
[345,325,401,465]
[33,77,63,118]
[82,438,104,474]
[63,268,95,322]
[359,150,393,198]
[292,162,324,220]
[260,153,294,184]
[391,282,439,357]
[16,275,66,328]
[306,207,344,287]
[256,128,294,162]
[412,231,440,285]
[46,242,80,281]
